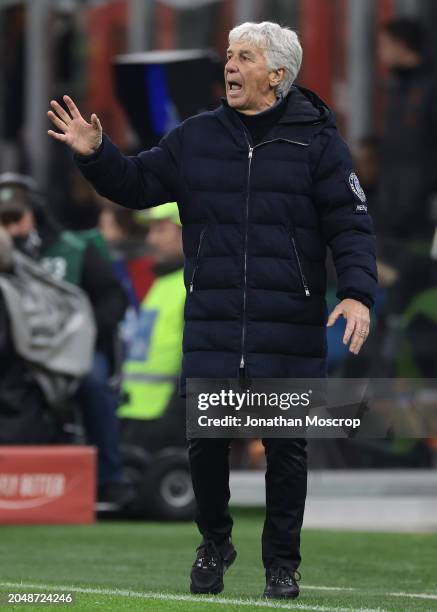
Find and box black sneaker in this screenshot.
[190,539,237,594]
[263,567,301,599]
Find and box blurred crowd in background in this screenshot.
[1,0,437,511]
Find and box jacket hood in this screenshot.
[280,85,334,127]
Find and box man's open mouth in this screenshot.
[227,80,243,95]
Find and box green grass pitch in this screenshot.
[0,508,436,611]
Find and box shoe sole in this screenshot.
[190,550,237,595]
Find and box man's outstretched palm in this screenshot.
[47,95,102,156]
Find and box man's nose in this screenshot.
[225,59,238,73]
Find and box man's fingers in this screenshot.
[343,317,356,345]
[91,113,102,133]
[63,95,81,119]
[350,337,363,354]
[50,99,71,124]
[351,324,369,354]
[350,329,366,354]
[47,129,67,143]
[47,110,68,133]
[326,307,342,327]
[331,299,370,355]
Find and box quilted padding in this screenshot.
[76,85,378,396]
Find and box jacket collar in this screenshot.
[213,85,334,148]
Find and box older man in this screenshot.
[48,21,377,599]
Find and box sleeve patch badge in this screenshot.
[348,172,366,202]
[348,171,368,213]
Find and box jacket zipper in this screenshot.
[240,144,253,370]
[239,136,309,372]
[189,226,207,293]
[290,235,311,297]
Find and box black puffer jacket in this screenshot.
[76,85,377,396]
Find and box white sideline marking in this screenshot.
[0,582,384,612]
[305,586,355,592]
[389,591,437,601]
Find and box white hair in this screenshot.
[228,21,303,98]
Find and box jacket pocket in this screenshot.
[189,226,207,293]
[289,233,311,297]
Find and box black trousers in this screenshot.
[188,437,307,571]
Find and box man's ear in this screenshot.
[269,67,285,88]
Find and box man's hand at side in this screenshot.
[326,298,370,355]
[47,95,102,156]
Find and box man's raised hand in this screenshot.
[47,95,102,156]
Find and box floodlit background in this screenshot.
[1,5,437,607]
[1,0,437,506]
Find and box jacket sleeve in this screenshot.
[74,126,182,210]
[312,129,378,309]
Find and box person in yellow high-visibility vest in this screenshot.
[118,202,186,450]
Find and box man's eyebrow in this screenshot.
[226,47,255,55]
